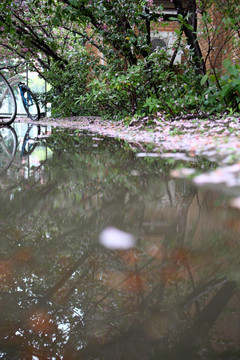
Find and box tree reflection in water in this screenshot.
[0,125,239,360]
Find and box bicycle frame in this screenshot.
[0,63,40,121]
[18,82,34,108]
[5,73,30,108]
[0,73,11,106]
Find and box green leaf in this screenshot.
[223,59,238,76]
[200,74,208,86]
[69,0,78,6]
[169,17,178,21]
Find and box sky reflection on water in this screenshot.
[0,123,240,360]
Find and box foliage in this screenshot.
[76,56,154,119]
[76,49,208,119]
[197,1,240,72]
[0,0,71,69]
[42,50,97,117]
[201,59,240,113]
[0,0,239,119]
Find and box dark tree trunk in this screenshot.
[172,0,206,75]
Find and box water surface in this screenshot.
[0,123,240,360]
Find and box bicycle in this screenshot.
[0,62,40,126]
[0,123,50,178]
[0,126,18,176]
[21,123,42,157]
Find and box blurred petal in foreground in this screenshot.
[99,227,136,250]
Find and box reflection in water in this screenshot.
[0,123,240,359]
[0,123,52,181]
[0,126,17,176]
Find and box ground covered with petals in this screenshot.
[17,114,240,164]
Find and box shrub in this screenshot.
[42,50,96,118]
[201,59,240,114]
[76,49,207,119]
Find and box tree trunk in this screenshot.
[172,0,206,75]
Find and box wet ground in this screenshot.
[0,121,240,359]
[15,115,240,165]
[17,114,240,201]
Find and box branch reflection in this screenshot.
[0,125,239,359]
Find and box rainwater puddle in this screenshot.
[0,122,240,360]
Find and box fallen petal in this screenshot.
[229,197,240,209]
[99,227,136,250]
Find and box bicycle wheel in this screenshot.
[0,126,18,176]
[0,72,17,125]
[21,86,40,121]
[21,124,40,156]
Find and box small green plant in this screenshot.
[201,59,240,113]
[144,96,160,114]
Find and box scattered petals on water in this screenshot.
[229,197,240,209]
[194,173,225,185]
[193,163,240,189]
[136,153,160,158]
[130,169,140,176]
[171,168,196,179]
[221,163,240,173]
[161,152,196,162]
[99,226,136,250]
[92,137,104,141]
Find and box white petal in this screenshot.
[99,226,136,250]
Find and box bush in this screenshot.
[43,51,240,120]
[201,59,240,114]
[42,50,96,118]
[76,49,207,120]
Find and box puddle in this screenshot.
[0,122,240,359]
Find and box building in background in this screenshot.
[152,0,239,71]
